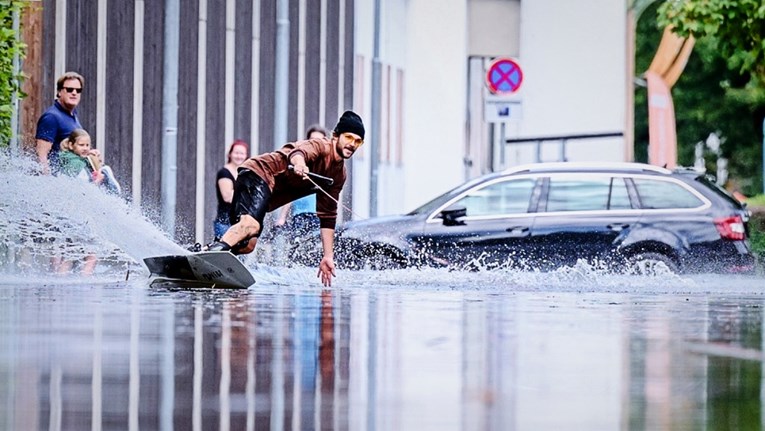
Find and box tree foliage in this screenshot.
[658,0,765,82]
[634,1,765,195]
[0,0,27,146]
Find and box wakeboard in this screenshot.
[143,251,255,289]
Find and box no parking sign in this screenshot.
[486,58,523,94]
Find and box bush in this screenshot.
[751,228,765,255]
[748,198,765,264]
[0,1,28,146]
[746,194,765,207]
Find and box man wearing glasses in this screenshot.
[208,110,365,287]
[35,71,85,175]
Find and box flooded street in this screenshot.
[2,154,765,430]
[2,270,765,430]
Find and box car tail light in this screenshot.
[714,215,746,240]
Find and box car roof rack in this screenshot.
[501,161,673,175]
[673,166,706,175]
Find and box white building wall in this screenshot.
[353,0,629,217]
[514,0,628,163]
[351,0,373,219]
[401,0,467,213]
[351,0,411,217]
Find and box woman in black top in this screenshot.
[214,140,249,240]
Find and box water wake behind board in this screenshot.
[143,251,255,289]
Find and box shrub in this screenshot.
[0,1,28,146]
[747,199,765,266]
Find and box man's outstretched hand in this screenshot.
[318,256,336,287]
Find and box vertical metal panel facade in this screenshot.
[287,0,299,142]
[258,0,276,154]
[176,0,200,241]
[65,0,98,136]
[41,0,57,106]
[341,0,356,220]
[140,0,165,222]
[234,0,253,144]
[204,0,228,242]
[304,0,321,127]
[324,0,339,123]
[23,0,356,242]
[105,0,135,194]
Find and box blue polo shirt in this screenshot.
[35,100,82,172]
[291,194,317,215]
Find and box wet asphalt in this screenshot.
[2,268,765,431]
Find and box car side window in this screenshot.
[547,177,626,212]
[454,178,536,216]
[633,178,703,209]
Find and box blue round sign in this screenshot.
[486,58,523,94]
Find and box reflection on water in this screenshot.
[2,273,765,430]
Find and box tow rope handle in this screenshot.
[287,164,364,221]
[288,165,333,186]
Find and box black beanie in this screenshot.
[334,111,365,140]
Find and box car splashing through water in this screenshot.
[335,162,758,275]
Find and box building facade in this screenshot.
[19,0,630,241]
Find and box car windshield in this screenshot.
[406,175,492,215]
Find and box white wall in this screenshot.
[401,0,468,213]
[353,0,630,218]
[351,0,414,217]
[515,0,628,162]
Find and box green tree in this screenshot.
[634,1,765,195]
[658,0,765,82]
[0,0,27,146]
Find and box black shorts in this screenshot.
[230,169,271,236]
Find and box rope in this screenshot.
[303,174,366,221]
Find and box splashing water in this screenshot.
[1,150,761,293]
[0,151,185,281]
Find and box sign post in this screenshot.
[485,58,524,169]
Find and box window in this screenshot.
[546,176,632,212]
[609,178,632,209]
[633,178,703,209]
[454,178,536,216]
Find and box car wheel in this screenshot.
[626,252,679,275]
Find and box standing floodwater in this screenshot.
[1,152,765,430]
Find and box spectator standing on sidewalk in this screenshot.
[35,72,89,175]
[213,140,250,240]
[58,128,121,195]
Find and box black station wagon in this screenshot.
[335,162,756,274]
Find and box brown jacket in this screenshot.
[240,138,346,229]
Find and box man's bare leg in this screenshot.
[82,254,97,275]
[220,214,261,254]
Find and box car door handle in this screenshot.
[607,224,630,232]
[506,226,530,237]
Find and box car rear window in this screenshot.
[546,177,631,212]
[695,175,745,209]
[454,178,536,216]
[633,178,703,209]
